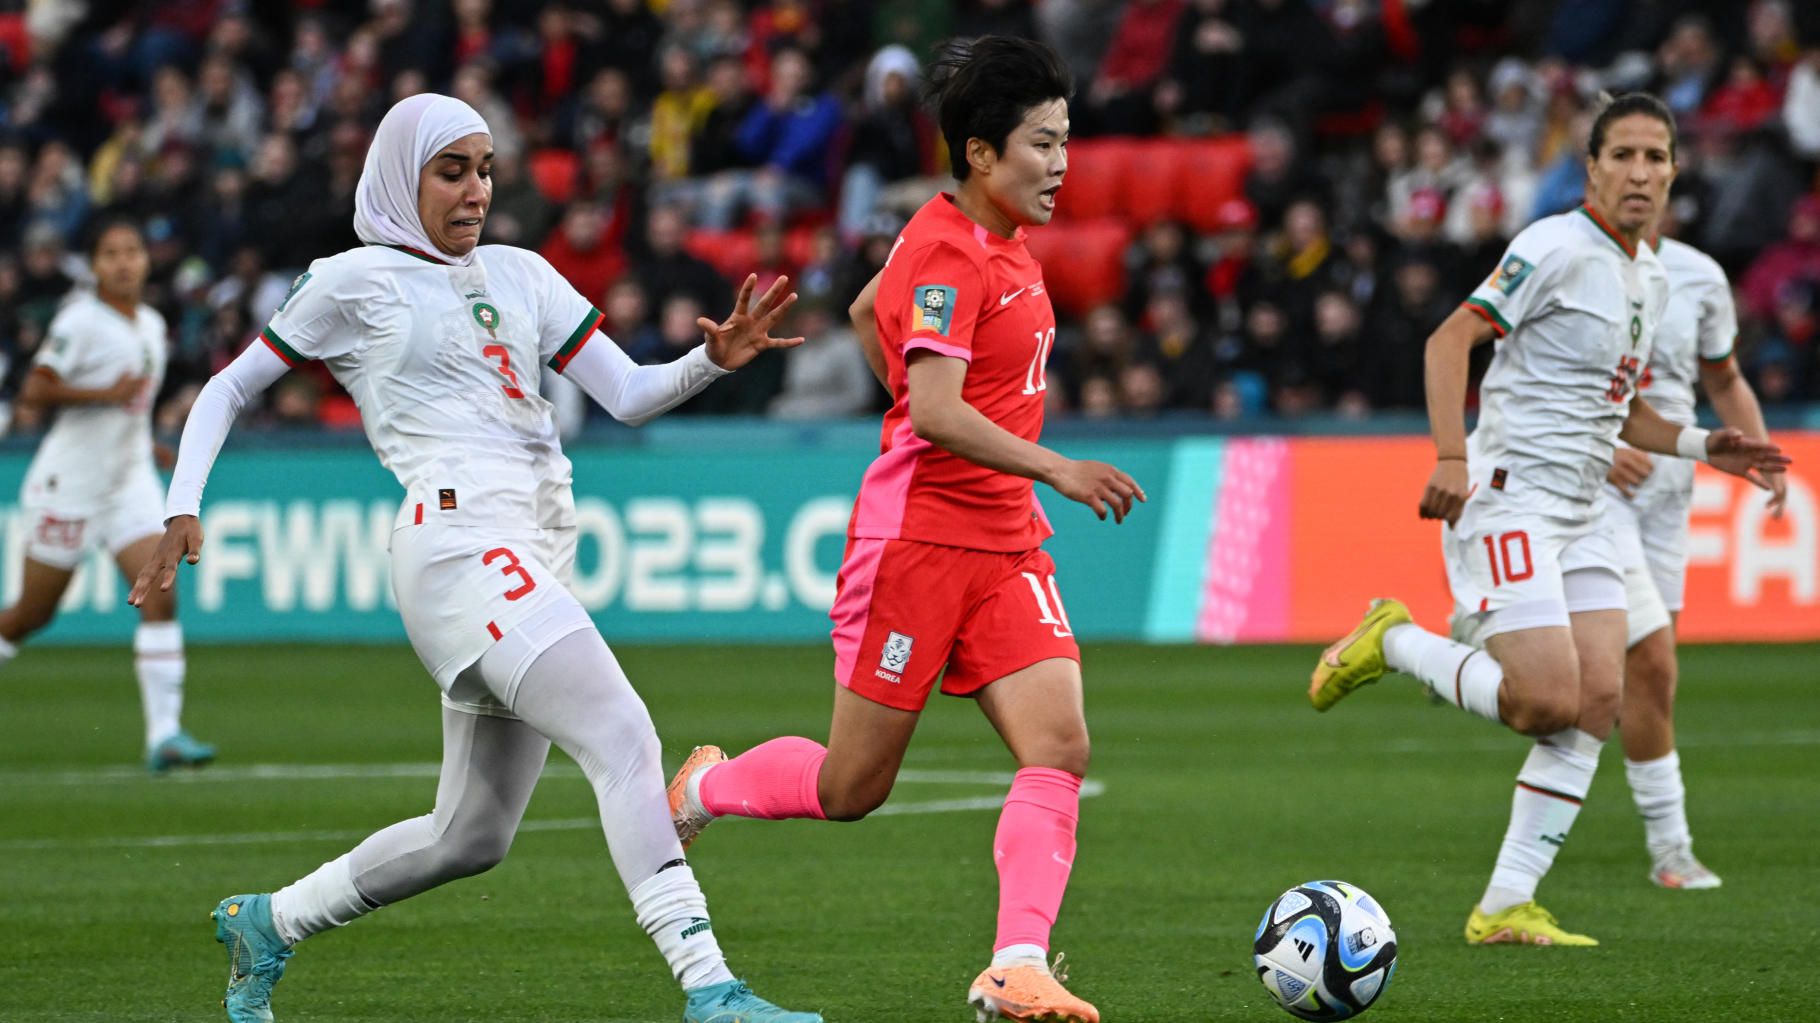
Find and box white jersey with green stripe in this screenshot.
[1460,205,1670,512]
[261,244,604,528]
[23,293,167,514]
[1640,237,1735,428]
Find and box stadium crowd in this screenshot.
[2,0,1819,432]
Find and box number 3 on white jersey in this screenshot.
[1021,570,1073,637]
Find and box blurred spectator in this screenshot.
[1125,220,1211,322]
[604,278,662,355]
[25,140,89,240]
[1483,59,1543,157]
[1741,196,1820,322]
[0,142,29,251]
[1230,0,1333,125]
[452,63,523,166]
[636,204,732,314]
[1654,15,1723,117]
[16,222,74,328]
[1786,45,1820,160]
[1700,56,1781,135]
[1364,255,1451,409]
[1308,289,1368,409]
[1081,0,1185,136]
[1244,120,1324,229]
[650,47,717,183]
[839,45,943,244]
[1430,68,1487,147]
[587,0,667,98]
[700,47,841,228]
[1157,0,1244,134]
[1034,0,1120,89]
[194,53,263,160]
[769,301,877,419]
[486,147,556,247]
[1133,291,1216,410]
[957,0,1041,43]
[561,67,636,155]
[1064,305,1137,406]
[540,200,627,308]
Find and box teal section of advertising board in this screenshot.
[0,439,1177,646]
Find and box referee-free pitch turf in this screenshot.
[2,642,1814,1022]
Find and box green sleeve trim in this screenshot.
[1463,297,1512,336]
[548,308,605,372]
[260,326,306,365]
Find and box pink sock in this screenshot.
[993,766,1083,953]
[698,736,829,820]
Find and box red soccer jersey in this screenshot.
[851,193,1057,552]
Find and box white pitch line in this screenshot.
[0,771,1104,853]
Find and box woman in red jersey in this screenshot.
[669,37,1142,1023]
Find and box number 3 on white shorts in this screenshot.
[1020,571,1073,638]
[483,547,538,601]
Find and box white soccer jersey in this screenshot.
[1638,237,1735,427]
[1461,205,1670,510]
[22,293,167,514]
[259,244,604,528]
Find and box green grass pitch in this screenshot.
[2,641,1814,1022]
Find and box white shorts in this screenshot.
[1443,485,1625,645]
[1602,456,1694,613]
[390,517,594,719]
[19,466,166,571]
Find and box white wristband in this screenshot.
[1675,427,1710,462]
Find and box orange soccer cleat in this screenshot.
[967,955,1100,1023]
[667,744,727,850]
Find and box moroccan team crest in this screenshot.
[472,302,501,338]
[912,285,956,336]
[880,631,913,674]
[1488,255,1534,295]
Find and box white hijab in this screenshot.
[354,93,491,266]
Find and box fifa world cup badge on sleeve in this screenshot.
[912,285,957,335]
[1489,255,1534,295]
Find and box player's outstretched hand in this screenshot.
[700,273,805,371]
[1607,446,1654,498]
[1706,428,1792,498]
[1049,459,1147,523]
[1419,458,1471,525]
[128,515,203,607]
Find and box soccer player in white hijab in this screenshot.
[131,94,821,1023]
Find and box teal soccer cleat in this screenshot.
[148,731,217,774]
[684,979,824,1023]
[213,894,293,1022]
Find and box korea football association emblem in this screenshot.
[880,631,914,674]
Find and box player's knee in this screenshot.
[439,821,516,878]
[1022,732,1090,778]
[10,600,56,637]
[1505,695,1578,737]
[820,779,891,822]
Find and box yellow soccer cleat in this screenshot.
[667,745,727,850]
[967,955,1100,1023]
[1465,901,1598,946]
[1309,598,1412,711]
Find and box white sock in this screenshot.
[632,864,737,991]
[1383,623,1504,724]
[271,852,378,944]
[1481,728,1602,913]
[0,634,17,664]
[1626,752,1692,859]
[991,943,1048,969]
[134,622,185,749]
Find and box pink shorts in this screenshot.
[830,538,1081,712]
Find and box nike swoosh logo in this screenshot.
[1052,851,1074,868]
[1000,287,1029,306]
[991,975,1008,988]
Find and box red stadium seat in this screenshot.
[1026,218,1132,318]
[528,148,580,204]
[1177,136,1253,234]
[683,229,759,282]
[1055,138,1142,222]
[1122,139,1194,227]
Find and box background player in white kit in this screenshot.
[1306,93,1788,946]
[129,94,820,1023]
[0,217,214,774]
[1603,215,1784,891]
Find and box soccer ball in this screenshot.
[1253,880,1398,1020]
